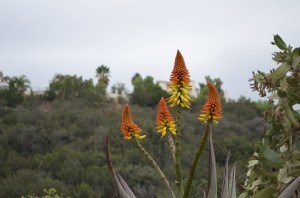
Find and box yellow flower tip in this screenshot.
[170,129,176,136]
[138,135,146,139]
[198,117,206,121]
[121,104,145,140]
[212,120,219,124]
[199,81,222,124]
[156,97,176,137]
[168,50,192,108]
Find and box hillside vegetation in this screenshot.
[0,91,266,197]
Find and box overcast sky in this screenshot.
[0,0,299,100]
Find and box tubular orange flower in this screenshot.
[198,81,222,124]
[121,104,145,140]
[156,97,176,137]
[168,50,192,108]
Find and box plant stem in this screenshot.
[135,138,175,198]
[183,123,210,198]
[175,107,184,197]
[168,134,176,165]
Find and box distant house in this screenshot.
[25,87,48,96]
[0,71,9,90]
[157,80,199,98]
[223,90,230,102]
[109,83,129,101]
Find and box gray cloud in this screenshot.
[1,0,299,100]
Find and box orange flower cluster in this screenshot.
[121,104,145,140]
[198,81,222,124]
[168,50,192,108]
[156,97,176,137]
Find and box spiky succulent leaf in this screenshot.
[207,130,217,198]
[221,153,230,198]
[105,137,136,198]
[229,165,236,198]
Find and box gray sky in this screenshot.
[0,0,299,100]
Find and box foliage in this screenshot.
[0,48,277,197]
[241,35,300,197]
[0,88,264,197]
[198,76,224,102]
[21,188,64,198]
[0,75,30,107]
[130,73,168,108]
[96,65,110,89]
[46,74,105,104]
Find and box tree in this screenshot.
[197,76,224,102]
[199,76,223,97]
[95,65,110,89]
[46,74,98,102]
[130,74,168,107]
[0,75,31,107]
[131,73,142,86]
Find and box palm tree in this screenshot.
[2,75,31,106]
[96,65,110,88]
[9,75,31,94]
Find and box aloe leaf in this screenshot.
[221,152,230,198]
[207,129,217,198]
[278,176,300,198]
[105,137,136,198]
[229,164,236,198]
[116,173,136,198]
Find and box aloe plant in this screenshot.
[105,50,234,198]
[104,35,299,197]
[106,119,237,198]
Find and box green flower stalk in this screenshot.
[175,107,184,197]
[183,123,210,198]
[184,82,222,198]
[135,138,176,198]
[167,50,192,197]
[167,134,176,165]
